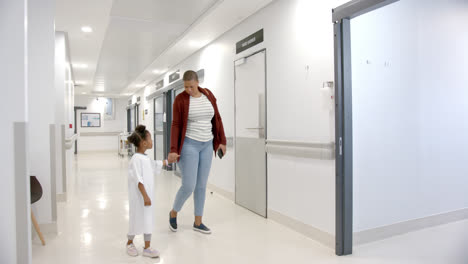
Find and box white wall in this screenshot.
[0,1,32,263]
[130,0,348,236]
[28,0,56,225]
[55,32,75,196]
[75,96,127,152]
[64,56,75,192]
[55,33,66,196]
[351,0,468,232]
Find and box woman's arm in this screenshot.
[217,114,227,146]
[217,116,227,155]
[207,88,227,154]
[170,97,182,154]
[208,89,226,145]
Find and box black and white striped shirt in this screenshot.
[186,94,214,142]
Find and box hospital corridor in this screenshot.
[1,0,468,263]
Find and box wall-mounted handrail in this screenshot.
[265,139,335,160]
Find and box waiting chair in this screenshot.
[30,176,46,245]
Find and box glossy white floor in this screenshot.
[32,152,468,264]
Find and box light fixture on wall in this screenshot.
[82,232,92,245]
[81,209,90,219]
[189,40,208,48]
[81,26,93,33]
[75,81,87,86]
[73,63,88,69]
[153,68,169,75]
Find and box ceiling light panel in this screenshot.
[81,26,93,33]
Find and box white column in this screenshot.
[54,32,75,201]
[55,32,66,198]
[28,0,57,227]
[0,0,31,263]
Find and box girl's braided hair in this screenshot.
[127,125,148,148]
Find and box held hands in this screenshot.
[143,195,151,206]
[168,152,181,164]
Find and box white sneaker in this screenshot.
[126,243,138,257]
[143,247,160,258]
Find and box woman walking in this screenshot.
[168,70,226,234]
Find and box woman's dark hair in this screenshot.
[183,70,198,82]
[128,125,149,148]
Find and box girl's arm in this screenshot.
[138,183,151,206]
[130,159,150,205]
[152,160,165,175]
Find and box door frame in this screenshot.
[332,0,400,256]
[135,104,140,127]
[153,92,173,169]
[153,95,165,161]
[74,106,86,154]
[165,91,174,170]
[126,108,132,132]
[233,48,268,217]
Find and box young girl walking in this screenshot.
[126,125,178,258]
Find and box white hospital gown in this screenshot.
[128,153,163,235]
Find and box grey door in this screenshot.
[154,96,165,160]
[234,50,267,217]
[127,108,131,132]
[135,104,139,126]
[175,88,184,97]
[130,107,135,131]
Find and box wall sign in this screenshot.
[145,109,148,115]
[169,70,180,83]
[236,29,264,54]
[156,79,164,89]
[137,96,141,102]
[81,113,101,127]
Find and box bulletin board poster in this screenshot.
[81,113,101,127]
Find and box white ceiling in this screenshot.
[55,0,113,94]
[94,0,219,94]
[55,0,274,97]
[126,0,275,94]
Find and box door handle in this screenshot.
[245,127,264,130]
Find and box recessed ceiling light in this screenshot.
[81,26,93,33]
[95,85,105,92]
[73,63,88,69]
[82,92,87,94]
[136,83,145,88]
